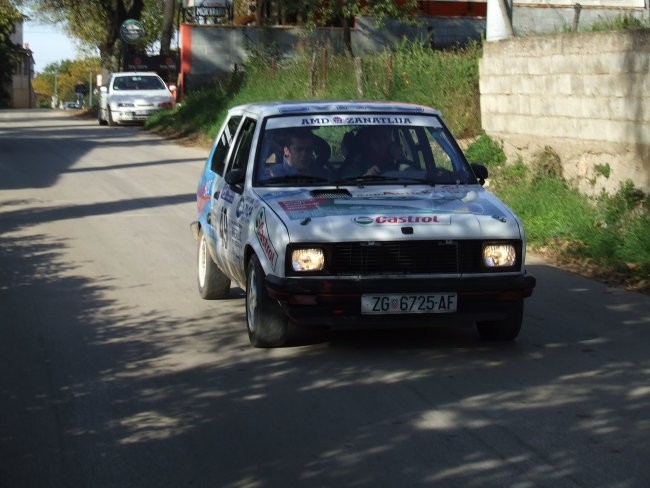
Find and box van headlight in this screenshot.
[291,248,325,272]
[483,243,516,267]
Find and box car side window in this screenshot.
[403,127,434,170]
[209,115,242,175]
[228,117,257,174]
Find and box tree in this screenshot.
[253,0,420,55]
[32,57,101,106]
[0,0,24,107]
[159,0,176,57]
[21,0,146,72]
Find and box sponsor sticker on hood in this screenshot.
[263,187,504,222]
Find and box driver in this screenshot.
[265,129,329,179]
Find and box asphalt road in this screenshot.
[1,109,649,488]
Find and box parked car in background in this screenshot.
[62,101,81,110]
[97,71,174,126]
[191,101,536,347]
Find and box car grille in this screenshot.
[286,240,521,276]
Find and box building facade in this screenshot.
[8,21,35,109]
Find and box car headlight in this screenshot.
[117,102,135,107]
[291,248,325,272]
[482,243,516,267]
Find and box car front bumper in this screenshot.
[113,108,160,122]
[265,274,536,328]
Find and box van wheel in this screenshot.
[246,255,288,348]
[197,229,230,299]
[476,300,523,341]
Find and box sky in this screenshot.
[22,20,81,73]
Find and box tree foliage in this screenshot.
[32,57,101,107]
[21,0,147,72]
[254,0,420,54]
[0,0,25,107]
[20,0,421,74]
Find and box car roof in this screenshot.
[230,100,443,118]
[111,72,160,77]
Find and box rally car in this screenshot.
[191,101,536,347]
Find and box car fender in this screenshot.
[195,169,227,270]
[245,203,290,279]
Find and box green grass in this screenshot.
[484,158,650,284]
[148,40,482,139]
[587,13,649,32]
[148,39,649,290]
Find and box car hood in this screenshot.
[109,90,172,103]
[258,185,523,241]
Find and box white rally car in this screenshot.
[191,101,536,347]
[98,71,174,126]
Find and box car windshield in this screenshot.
[254,113,475,187]
[113,75,166,91]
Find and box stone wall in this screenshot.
[479,29,650,194]
[512,1,649,35]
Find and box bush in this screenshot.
[464,134,506,167]
[497,176,650,283]
[587,181,650,270]
[531,146,563,181]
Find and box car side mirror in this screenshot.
[99,86,107,93]
[470,163,488,186]
[225,168,245,190]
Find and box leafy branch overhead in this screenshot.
[20,0,421,71]
[0,0,25,106]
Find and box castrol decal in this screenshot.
[352,214,451,225]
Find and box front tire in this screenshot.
[107,108,115,126]
[197,229,230,299]
[246,255,288,348]
[476,300,523,341]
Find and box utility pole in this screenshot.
[486,0,514,41]
[52,72,58,108]
[88,71,93,108]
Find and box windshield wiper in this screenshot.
[333,174,436,186]
[333,175,399,185]
[262,174,329,185]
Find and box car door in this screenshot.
[205,114,242,271]
[212,116,258,285]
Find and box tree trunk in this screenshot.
[255,0,268,26]
[343,16,353,57]
[100,0,145,72]
[160,0,176,57]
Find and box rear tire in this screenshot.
[476,300,523,341]
[246,255,288,348]
[197,229,230,299]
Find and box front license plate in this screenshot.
[361,293,457,314]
